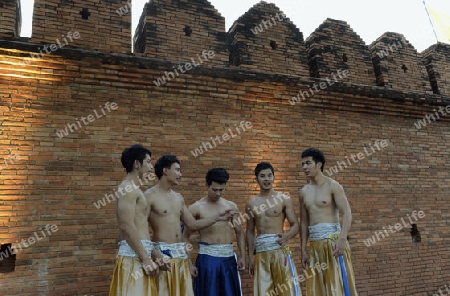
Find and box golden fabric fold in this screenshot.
[157,258,194,296]
[109,255,157,296]
[254,247,302,296]
[306,239,358,296]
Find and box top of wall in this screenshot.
[0,0,449,95]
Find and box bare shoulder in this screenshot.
[144,185,155,197]
[188,197,205,212]
[223,199,239,211]
[326,177,344,191]
[299,183,311,198]
[118,180,140,201]
[246,195,258,208]
[172,190,185,203]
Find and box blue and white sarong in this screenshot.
[194,242,242,296]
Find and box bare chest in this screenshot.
[304,186,334,210]
[251,198,285,218]
[152,199,182,217]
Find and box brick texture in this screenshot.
[423,42,450,96]
[0,1,450,296]
[134,0,228,66]
[0,0,21,39]
[31,0,131,53]
[227,1,308,76]
[306,18,374,84]
[370,32,431,93]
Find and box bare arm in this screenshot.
[117,190,150,263]
[182,203,219,231]
[184,204,198,277]
[280,196,299,240]
[299,189,310,268]
[183,203,198,242]
[245,200,255,276]
[181,198,233,231]
[232,203,246,270]
[332,181,352,257]
[299,189,309,253]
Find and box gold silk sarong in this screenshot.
[155,242,194,296]
[253,234,302,296]
[109,240,157,296]
[306,223,358,296]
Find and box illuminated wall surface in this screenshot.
[1,0,450,295]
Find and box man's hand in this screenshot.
[301,250,310,269]
[237,256,245,271]
[142,258,159,276]
[248,257,254,277]
[188,260,198,277]
[276,233,288,246]
[217,209,239,221]
[152,249,171,272]
[332,237,347,258]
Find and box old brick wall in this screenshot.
[32,0,132,53]
[0,0,21,39]
[1,0,450,295]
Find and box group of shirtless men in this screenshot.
[108,144,358,296]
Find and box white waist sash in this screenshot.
[254,234,281,253]
[117,239,154,258]
[198,243,234,258]
[308,223,341,241]
[155,242,188,259]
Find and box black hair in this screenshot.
[206,168,229,186]
[154,155,180,179]
[254,162,274,177]
[301,148,326,171]
[121,144,151,173]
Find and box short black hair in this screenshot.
[206,168,229,186]
[254,162,274,177]
[301,148,326,171]
[154,155,180,179]
[121,144,151,173]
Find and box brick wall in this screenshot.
[423,43,450,96]
[0,0,21,39]
[306,18,374,85]
[1,1,450,295]
[228,1,308,76]
[369,32,431,93]
[31,0,131,53]
[134,0,228,66]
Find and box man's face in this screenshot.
[302,156,321,177]
[256,168,274,190]
[138,154,153,180]
[165,162,182,185]
[207,181,226,202]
